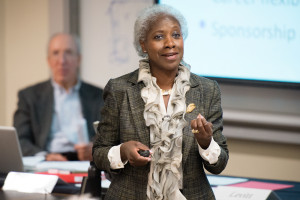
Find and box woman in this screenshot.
[93,4,229,200]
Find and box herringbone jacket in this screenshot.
[93,69,229,200]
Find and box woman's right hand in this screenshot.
[120,141,151,167]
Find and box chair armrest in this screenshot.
[80,161,102,198]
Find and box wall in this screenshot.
[1,0,49,126]
[220,84,300,181]
[0,0,71,127]
[80,0,153,88]
[0,0,5,125]
[222,138,300,181]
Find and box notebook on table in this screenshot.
[0,126,24,186]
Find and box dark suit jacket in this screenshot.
[14,80,104,156]
[93,69,229,200]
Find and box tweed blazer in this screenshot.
[93,69,229,200]
[14,80,104,156]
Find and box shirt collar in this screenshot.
[51,78,81,94]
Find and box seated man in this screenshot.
[13,33,104,161]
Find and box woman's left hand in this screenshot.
[190,114,213,149]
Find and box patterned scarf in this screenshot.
[138,59,191,200]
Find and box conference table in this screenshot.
[0,181,81,200]
[208,174,300,200]
[0,173,82,200]
[0,190,71,200]
[1,174,300,200]
[102,174,300,200]
[247,177,300,200]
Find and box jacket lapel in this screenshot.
[182,75,204,168]
[79,83,94,139]
[126,71,150,147]
[36,81,53,149]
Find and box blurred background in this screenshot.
[0,0,299,182]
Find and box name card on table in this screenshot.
[2,172,58,194]
[213,186,280,200]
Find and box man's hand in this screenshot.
[46,153,68,161]
[120,141,151,167]
[191,114,213,149]
[74,142,93,161]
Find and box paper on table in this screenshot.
[22,156,45,171]
[229,180,294,190]
[2,172,58,194]
[213,186,272,200]
[207,175,248,186]
[34,161,90,172]
[23,156,90,173]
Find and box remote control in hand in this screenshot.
[138,150,150,157]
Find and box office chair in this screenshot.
[80,161,102,198]
[80,121,103,199]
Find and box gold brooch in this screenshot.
[186,103,196,113]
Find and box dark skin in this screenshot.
[120,15,212,166]
[190,114,213,149]
[120,141,151,166]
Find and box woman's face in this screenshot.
[140,15,184,73]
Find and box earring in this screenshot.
[143,50,147,53]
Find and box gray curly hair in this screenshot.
[133,4,188,58]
